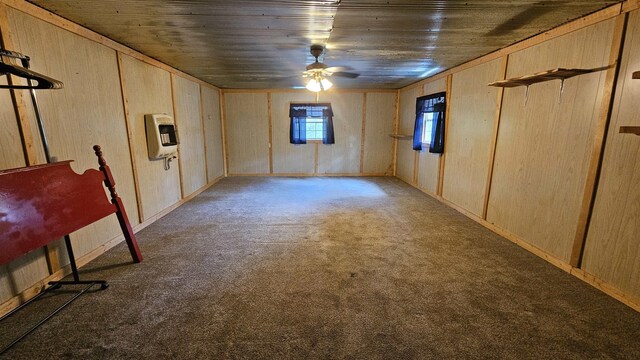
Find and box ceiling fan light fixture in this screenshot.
[306,78,321,92]
[321,77,333,90]
[305,75,333,92]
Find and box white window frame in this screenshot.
[421,112,435,145]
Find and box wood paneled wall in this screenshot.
[201,86,225,182]
[442,59,505,217]
[118,54,181,222]
[395,8,640,311]
[0,3,223,311]
[396,86,421,184]
[487,19,617,263]
[581,9,640,303]
[224,92,270,175]
[172,74,207,197]
[222,90,396,176]
[271,92,316,174]
[417,79,447,195]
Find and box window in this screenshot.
[289,103,335,144]
[421,112,435,144]
[413,92,446,153]
[304,106,327,141]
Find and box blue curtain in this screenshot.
[412,92,446,153]
[322,107,335,144]
[289,107,307,144]
[429,103,446,153]
[412,98,426,150]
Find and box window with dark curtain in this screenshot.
[413,92,446,153]
[289,103,334,144]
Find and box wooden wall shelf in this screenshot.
[488,66,612,88]
[389,134,413,140]
[633,71,639,79]
[620,126,640,136]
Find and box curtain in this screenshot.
[429,102,445,153]
[412,97,426,150]
[412,92,446,153]
[322,107,335,144]
[289,107,307,144]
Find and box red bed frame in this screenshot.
[0,145,142,354]
[0,145,142,265]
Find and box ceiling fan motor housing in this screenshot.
[310,44,324,59]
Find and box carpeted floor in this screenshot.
[1,176,640,359]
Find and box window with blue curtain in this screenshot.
[289,103,334,144]
[413,92,446,153]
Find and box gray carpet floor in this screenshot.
[1,176,640,359]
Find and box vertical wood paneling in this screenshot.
[582,10,640,301]
[417,79,446,194]
[224,92,270,174]
[119,54,181,221]
[486,18,617,262]
[363,92,395,175]
[442,58,504,216]
[317,92,363,174]
[172,74,206,197]
[8,8,139,262]
[396,86,421,184]
[270,91,316,174]
[0,78,24,170]
[201,86,224,181]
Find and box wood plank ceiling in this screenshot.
[28,0,619,89]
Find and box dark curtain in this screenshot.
[289,107,307,144]
[322,107,335,144]
[412,92,446,153]
[429,103,446,153]
[412,98,426,150]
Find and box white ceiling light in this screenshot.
[305,74,332,92]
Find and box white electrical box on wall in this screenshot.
[145,114,179,159]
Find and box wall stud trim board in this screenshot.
[569,14,627,267]
[482,56,510,220]
[116,51,144,223]
[199,84,210,182]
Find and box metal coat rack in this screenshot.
[0,48,108,355]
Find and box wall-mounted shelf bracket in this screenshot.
[619,126,640,136]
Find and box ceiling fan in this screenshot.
[303,44,359,92]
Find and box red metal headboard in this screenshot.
[0,145,142,265]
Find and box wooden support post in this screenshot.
[199,84,210,182]
[483,55,509,220]
[360,93,367,174]
[116,51,144,223]
[437,74,453,196]
[392,90,400,176]
[267,92,273,174]
[220,91,229,177]
[569,14,627,267]
[169,74,185,198]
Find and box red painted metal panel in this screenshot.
[0,161,116,265]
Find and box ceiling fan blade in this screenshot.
[331,71,360,79]
[324,66,353,73]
